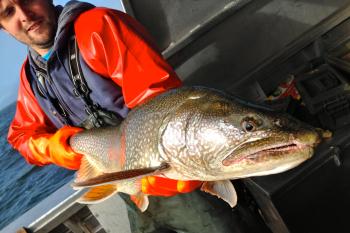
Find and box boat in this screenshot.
[3,0,350,232]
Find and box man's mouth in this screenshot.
[27,20,42,32]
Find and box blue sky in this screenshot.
[0,0,122,110]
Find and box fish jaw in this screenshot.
[219,130,320,179]
[222,145,314,179]
[223,140,312,166]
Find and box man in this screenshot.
[4,0,240,232]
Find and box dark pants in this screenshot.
[120,190,249,233]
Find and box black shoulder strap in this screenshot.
[68,36,103,127]
[67,36,124,128]
[68,36,90,98]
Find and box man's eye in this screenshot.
[3,7,14,17]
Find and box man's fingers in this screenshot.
[141,177,178,196]
[141,177,203,196]
[147,176,179,190]
[177,180,202,193]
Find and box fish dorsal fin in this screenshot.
[72,163,170,188]
[77,184,118,204]
[201,180,237,207]
[75,156,104,185]
[130,194,150,212]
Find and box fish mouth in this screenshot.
[222,141,310,166]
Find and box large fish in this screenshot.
[70,86,326,211]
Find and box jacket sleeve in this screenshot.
[74,7,182,108]
[7,60,57,166]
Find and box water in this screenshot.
[0,103,75,230]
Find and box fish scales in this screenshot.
[70,86,325,210]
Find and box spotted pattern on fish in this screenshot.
[71,86,322,184]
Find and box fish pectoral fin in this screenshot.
[72,163,170,188]
[130,194,149,212]
[200,180,237,208]
[74,156,104,186]
[77,184,118,204]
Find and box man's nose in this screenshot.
[16,5,35,22]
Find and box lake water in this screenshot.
[0,103,75,230]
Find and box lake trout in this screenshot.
[70,86,325,211]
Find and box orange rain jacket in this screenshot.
[7,8,182,167]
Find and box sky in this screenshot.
[0,0,123,110]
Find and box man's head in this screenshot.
[0,0,57,55]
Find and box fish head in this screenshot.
[218,107,321,179]
[161,88,322,180]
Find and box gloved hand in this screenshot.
[141,176,203,196]
[28,126,84,170]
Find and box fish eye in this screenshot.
[242,122,255,132]
[241,120,256,132]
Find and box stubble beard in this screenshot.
[27,20,57,50]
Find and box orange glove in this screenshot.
[28,126,84,170]
[141,176,203,196]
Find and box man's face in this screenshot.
[0,0,57,54]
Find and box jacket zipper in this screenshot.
[44,63,78,121]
